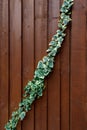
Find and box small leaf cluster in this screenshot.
[5,0,74,129]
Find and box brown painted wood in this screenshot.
[10,0,22,130]
[0,0,9,129]
[70,0,87,130]
[22,0,35,130]
[60,1,70,130]
[60,24,70,130]
[0,0,87,130]
[47,0,61,130]
[34,0,48,130]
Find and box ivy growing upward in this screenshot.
[5,0,74,129]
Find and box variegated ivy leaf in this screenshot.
[37,61,44,69]
[49,41,56,46]
[4,0,74,129]
[34,69,45,79]
[19,111,26,120]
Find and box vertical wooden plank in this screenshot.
[22,0,35,130]
[60,0,70,130]
[70,0,87,130]
[48,0,60,130]
[0,0,9,129]
[10,0,21,129]
[60,29,70,130]
[34,0,47,130]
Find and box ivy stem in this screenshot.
[5,0,74,129]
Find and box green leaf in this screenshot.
[58,22,63,29]
[48,61,54,68]
[48,48,58,57]
[34,69,45,79]
[49,41,56,46]
[37,88,43,98]
[44,67,51,76]
[12,111,18,117]
[37,61,44,69]
[46,46,53,52]
[5,123,11,130]
[4,0,74,129]
[58,37,64,44]
[19,111,26,120]
[43,56,49,63]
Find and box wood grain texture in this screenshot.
[70,0,87,130]
[47,0,60,130]
[0,0,87,130]
[60,0,70,130]
[60,22,70,130]
[34,0,47,130]
[22,0,35,130]
[0,0,9,129]
[10,0,22,129]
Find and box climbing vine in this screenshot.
[5,0,74,129]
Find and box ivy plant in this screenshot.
[5,0,74,129]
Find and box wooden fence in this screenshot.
[0,0,87,130]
